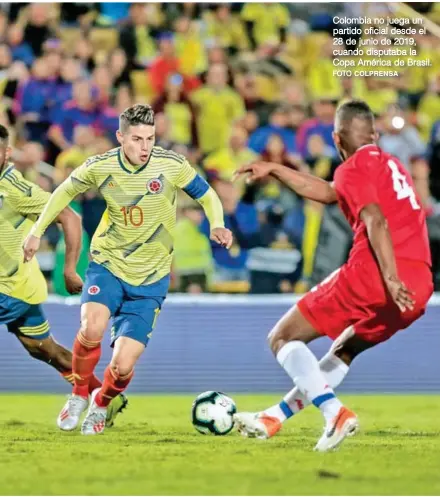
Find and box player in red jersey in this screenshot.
[233,100,433,452]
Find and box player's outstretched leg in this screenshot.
[236,306,358,451]
[81,336,142,435]
[234,349,349,439]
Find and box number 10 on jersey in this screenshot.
[120,206,144,227]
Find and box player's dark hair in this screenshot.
[0,124,9,145]
[336,100,374,128]
[119,104,155,133]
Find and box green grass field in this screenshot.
[0,394,439,496]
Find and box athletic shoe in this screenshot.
[234,412,282,439]
[106,393,128,428]
[81,388,107,436]
[314,406,359,452]
[57,394,88,431]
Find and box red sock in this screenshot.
[72,331,102,398]
[61,371,102,394]
[95,366,134,407]
[88,375,102,394]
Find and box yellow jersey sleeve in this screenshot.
[31,160,96,238]
[2,168,50,218]
[173,158,198,189]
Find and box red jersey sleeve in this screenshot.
[335,161,379,219]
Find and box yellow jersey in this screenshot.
[191,87,246,153]
[32,146,223,287]
[0,165,49,304]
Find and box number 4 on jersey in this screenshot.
[387,159,420,210]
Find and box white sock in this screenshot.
[265,352,349,422]
[276,341,343,422]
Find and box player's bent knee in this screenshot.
[109,358,134,378]
[79,317,106,341]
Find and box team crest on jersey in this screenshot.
[88,285,100,295]
[147,178,163,194]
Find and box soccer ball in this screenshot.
[191,391,237,435]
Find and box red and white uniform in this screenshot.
[298,144,433,343]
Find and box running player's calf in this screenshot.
[81,336,140,435]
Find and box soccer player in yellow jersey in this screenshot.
[24,104,233,435]
[0,124,127,428]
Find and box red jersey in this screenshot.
[333,144,431,266]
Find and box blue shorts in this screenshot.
[81,262,169,347]
[0,293,50,339]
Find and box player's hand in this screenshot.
[210,228,233,249]
[64,271,84,295]
[232,162,275,184]
[23,234,41,262]
[386,275,415,312]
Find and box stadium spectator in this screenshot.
[51,57,82,118]
[48,80,103,158]
[148,32,200,97]
[201,174,259,283]
[240,3,290,49]
[192,63,246,154]
[109,48,133,91]
[296,98,337,158]
[54,125,96,182]
[22,4,53,57]
[173,205,213,293]
[99,86,135,144]
[203,124,258,181]
[152,73,198,148]
[204,5,249,55]
[247,201,303,293]
[119,4,158,68]
[74,37,95,74]
[248,106,296,155]
[173,15,207,77]
[7,24,35,67]
[14,57,55,143]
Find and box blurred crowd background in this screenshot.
[2,2,440,295]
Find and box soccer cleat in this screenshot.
[57,394,88,431]
[234,412,282,439]
[106,393,128,428]
[81,388,107,436]
[314,406,359,452]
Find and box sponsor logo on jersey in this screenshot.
[147,178,163,194]
[88,285,100,295]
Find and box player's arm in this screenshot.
[176,160,233,249]
[23,161,95,262]
[360,204,414,312]
[234,161,337,204]
[4,169,84,293]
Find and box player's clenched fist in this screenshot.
[64,271,84,295]
[210,227,233,249]
[23,234,41,262]
[385,275,415,313]
[233,161,275,183]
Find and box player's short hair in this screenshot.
[336,100,374,128]
[119,104,155,133]
[0,124,9,145]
